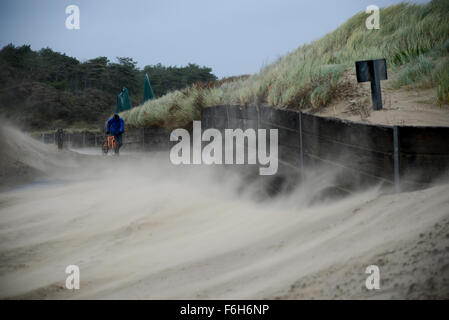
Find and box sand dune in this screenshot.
[0,126,448,299]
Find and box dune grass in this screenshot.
[121,0,449,129]
[392,55,435,88]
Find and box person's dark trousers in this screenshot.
[113,133,123,151]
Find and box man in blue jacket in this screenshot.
[106,114,125,153]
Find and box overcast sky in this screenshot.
[0,0,430,78]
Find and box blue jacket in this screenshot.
[107,116,125,134]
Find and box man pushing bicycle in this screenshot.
[106,114,125,154]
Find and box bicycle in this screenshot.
[102,134,120,155]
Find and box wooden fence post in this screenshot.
[393,125,400,193]
[299,111,305,180]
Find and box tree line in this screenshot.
[0,44,217,130]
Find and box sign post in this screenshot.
[355,59,388,110]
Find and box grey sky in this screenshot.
[0,0,430,78]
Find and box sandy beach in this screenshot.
[0,126,448,299]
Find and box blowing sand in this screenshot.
[0,126,448,299]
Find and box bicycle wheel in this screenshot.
[102,141,109,154]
